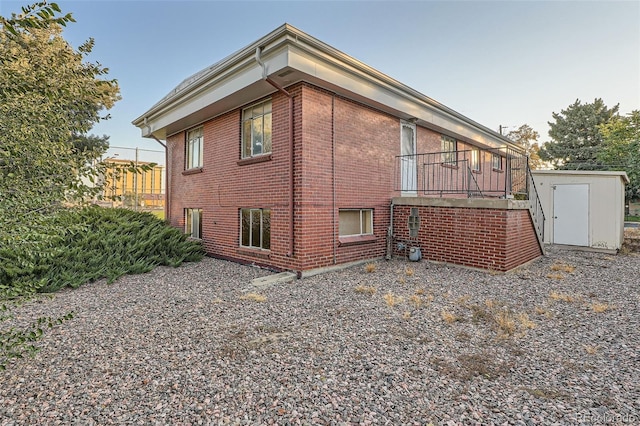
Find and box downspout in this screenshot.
[256,47,295,258]
[144,118,169,222]
[386,201,394,260]
[332,95,337,265]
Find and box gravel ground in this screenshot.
[1,247,639,425]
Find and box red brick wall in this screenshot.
[392,205,541,271]
[166,88,300,271]
[164,81,531,273]
[504,209,542,270]
[332,89,398,266]
[292,84,460,269]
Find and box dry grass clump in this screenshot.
[414,289,434,304]
[550,262,576,273]
[589,301,614,313]
[441,309,460,324]
[469,304,492,323]
[584,344,600,355]
[364,262,377,273]
[534,306,553,318]
[409,295,423,308]
[494,310,516,336]
[467,300,535,337]
[354,284,377,295]
[405,267,415,277]
[549,290,576,303]
[546,272,565,280]
[239,293,267,302]
[456,295,471,307]
[517,313,536,330]
[402,311,411,320]
[547,262,576,280]
[383,292,402,307]
[485,299,498,310]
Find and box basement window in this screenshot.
[339,209,373,237]
[240,208,271,250]
[185,208,202,239]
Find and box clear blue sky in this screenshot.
[2,0,639,164]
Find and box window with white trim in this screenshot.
[185,208,202,239]
[240,208,271,249]
[471,147,480,171]
[339,209,373,237]
[186,127,203,169]
[441,136,457,165]
[242,99,272,158]
[492,153,502,170]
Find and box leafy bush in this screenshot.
[0,206,204,296]
[0,206,202,370]
[1,304,74,371]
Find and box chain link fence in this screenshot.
[97,146,165,217]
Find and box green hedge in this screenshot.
[0,206,204,297]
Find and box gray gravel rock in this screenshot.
[1,247,639,425]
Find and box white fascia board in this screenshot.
[153,66,261,136]
[133,24,294,137]
[136,47,291,139]
[134,23,519,152]
[286,43,516,151]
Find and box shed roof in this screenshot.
[531,170,630,185]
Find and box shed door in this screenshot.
[553,184,589,246]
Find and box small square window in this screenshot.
[339,209,373,237]
[242,99,272,158]
[186,127,203,169]
[185,208,202,239]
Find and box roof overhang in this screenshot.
[531,170,630,185]
[133,23,520,152]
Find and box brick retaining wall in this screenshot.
[392,198,542,272]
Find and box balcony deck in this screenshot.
[394,147,545,247]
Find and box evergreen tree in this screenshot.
[540,98,619,169]
[598,110,640,200]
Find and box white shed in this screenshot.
[531,170,629,252]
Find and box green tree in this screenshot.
[0,1,74,36]
[506,124,543,170]
[598,110,640,200]
[539,98,619,169]
[0,2,120,369]
[0,2,120,245]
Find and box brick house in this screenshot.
[133,24,544,275]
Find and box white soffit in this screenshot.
[285,43,508,149]
[133,24,517,151]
